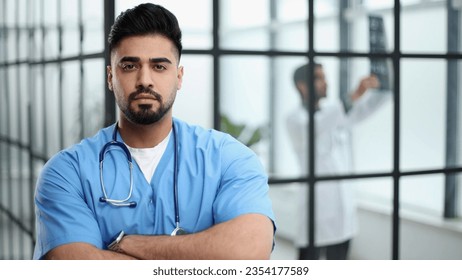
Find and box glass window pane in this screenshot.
[221,0,269,29]
[31,0,41,26]
[220,0,270,50]
[364,0,394,9]
[401,174,444,217]
[0,33,5,64]
[343,0,394,52]
[170,0,212,49]
[0,2,5,25]
[313,0,339,52]
[7,66,18,140]
[401,1,446,53]
[174,55,213,129]
[456,61,462,167]
[352,177,393,259]
[9,145,20,210]
[18,30,28,61]
[277,0,307,22]
[61,0,80,57]
[0,69,7,136]
[272,0,309,52]
[6,30,16,63]
[62,61,82,148]
[220,55,270,168]
[458,174,462,216]
[83,59,105,136]
[44,63,60,158]
[17,0,28,27]
[43,0,58,26]
[82,0,104,54]
[29,0,42,61]
[350,57,394,174]
[273,56,309,177]
[43,28,59,60]
[4,0,15,26]
[351,10,394,54]
[18,65,29,141]
[274,21,308,52]
[400,175,462,259]
[314,12,338,52]
[312,1,394,53]
[31,27,43,61]
[269,183,304,259]
[401,59,446,171]
[43,0,59,60]
[222,30,270,51]
[30,65,45,155]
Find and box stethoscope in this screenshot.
[99,122,187,236]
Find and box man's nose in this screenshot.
[136,66,154,88]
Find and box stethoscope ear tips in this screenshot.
[100,197,137,208]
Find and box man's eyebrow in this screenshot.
[119,56,140,63]
[149,57,173,64]
[118,57,173,64]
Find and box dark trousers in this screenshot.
[298,240,351,260]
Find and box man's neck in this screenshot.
[117,116,172,148]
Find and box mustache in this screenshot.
[128,86,162,102]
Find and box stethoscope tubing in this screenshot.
[99,122,182,229]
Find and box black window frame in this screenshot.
[0,0,461,260]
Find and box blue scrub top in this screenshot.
[33,118,275,259]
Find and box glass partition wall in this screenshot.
[0,0,106,259]
[1,0,461,259]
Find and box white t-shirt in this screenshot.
[126,131,171,183]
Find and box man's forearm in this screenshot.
[114,214,274,260]
[44,242,138,260]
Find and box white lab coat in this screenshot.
[286,89,390,247]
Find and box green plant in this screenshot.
[220,114,264,148]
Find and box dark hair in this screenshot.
[108,3,183,59]
[293,62,322,86]
[293,62,323,108]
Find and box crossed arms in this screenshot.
[44,213,274,260]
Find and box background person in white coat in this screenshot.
[286,62,390,259]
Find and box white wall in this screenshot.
[350,204,462,260]
[270,197,462,260]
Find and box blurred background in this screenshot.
[1,0,461,260]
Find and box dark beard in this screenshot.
[123,86,174,125]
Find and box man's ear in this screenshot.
[296,81,305,93]
[296,81,308,101]
[177,65,184,90]
[107,66,113,91]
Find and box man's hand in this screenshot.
[351,75,381,101]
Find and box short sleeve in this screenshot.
[33,151,103,259]
[212,136,275,228]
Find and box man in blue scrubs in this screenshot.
[33,3,275,260]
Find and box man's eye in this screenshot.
[122,64,136,71]
[154,64,166,71]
